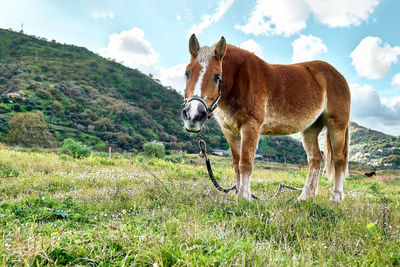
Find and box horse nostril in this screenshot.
[194,109,207,123]
[200,110,207,122]
[182,109,190,121]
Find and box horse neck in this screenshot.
[220,45,271,108]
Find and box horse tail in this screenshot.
[324,130,334,181]
[343,125,350,177]
[324,125,350,181]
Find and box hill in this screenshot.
[0,28,308,163]
[290,122,400,169]
[349,122,400,169]
[0,28,227,153]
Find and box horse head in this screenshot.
[181,34,226,132]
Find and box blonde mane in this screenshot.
[196,45,216,64]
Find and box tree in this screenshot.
[59,138,90,158]
[6,111,54,147]
[143,141,165,158]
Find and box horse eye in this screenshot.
[185,70,191,79]
[213,74,221,83]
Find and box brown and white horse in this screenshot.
[181,34,350,203]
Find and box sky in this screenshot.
[1,0,400,136]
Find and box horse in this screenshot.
[365,171,376,177]
[181,34,351,203]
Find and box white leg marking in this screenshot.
[298,168,319,201]
[237,172,252,201]
[330,171,344,203]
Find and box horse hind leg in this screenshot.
[325,125,350,202]
[298,123,323,201]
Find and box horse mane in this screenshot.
[197,45,216,63]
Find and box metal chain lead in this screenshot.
[197,134,303,200]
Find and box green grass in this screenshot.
[0,147,399,266]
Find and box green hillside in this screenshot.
[349,122,400,169]
[0,28,227,153]
[0,28,309,163]
[290,122,400,169]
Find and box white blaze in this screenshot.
[184,45,214,131]
[189,62,207,119]
[194,62,207,96]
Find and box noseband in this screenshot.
[183,74,222,119]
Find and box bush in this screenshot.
[59,138,91,158]
[6,111,54,148]
[36,88,51,99]
[143,141,165,158]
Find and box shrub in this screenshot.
[59,138,91,158]
[143,141,165,158]
[51,100,63,112]
[6,111,54,147]
[36,88,51,99]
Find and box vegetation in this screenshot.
[349,122,400,169]
[257,136,307,164]
[143,141,166,158]
[58,138,91,158]
[0,28,308,164]
[0,28,225,153]
[0,147,399,265]
[5,111,54,147]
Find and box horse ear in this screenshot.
[189,34,200,57]
[214,36,226,61]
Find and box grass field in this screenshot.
[0,146,399,266]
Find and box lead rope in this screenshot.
[198,135,303,200]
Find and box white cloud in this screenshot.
[235,0,380,37]
[239,39,263,58]
[189,0,234,34]
[305,0,379,27]
[91,10,115,19]
[350,36,400,79]
[157,64,187,95]
[291,34,327,63]
[100,27,186,94]
[176,15,181,21]
[235,0,309,37]
[100,27,160,71]
[350,83,400,135]
[392,73,400,87]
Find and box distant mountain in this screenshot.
[290,122,400,169]
[349,121,400,169]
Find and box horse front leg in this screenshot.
[237,121,260,201]
[221,128,241,190]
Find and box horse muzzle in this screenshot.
[181,100,208,132]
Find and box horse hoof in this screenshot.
[297,190,310,201]
[237,191,252,201]
[298,187,318,201]
[329,191,344,203]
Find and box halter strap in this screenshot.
[184,78,222,117]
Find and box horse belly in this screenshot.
[260,101,325,136]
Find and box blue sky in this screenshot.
[1,0,400,136]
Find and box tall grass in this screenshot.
[0,147,399,265]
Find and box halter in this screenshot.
[183,74,222,119]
